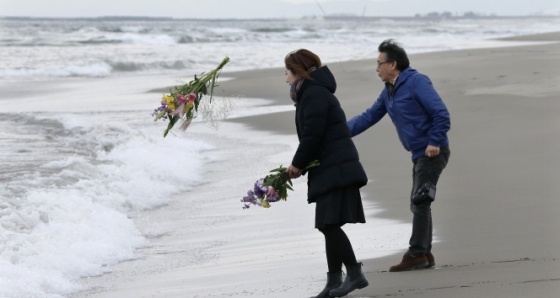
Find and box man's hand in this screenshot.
[425,145,440,158]
[287,164,302,179]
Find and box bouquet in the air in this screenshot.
[242,160,320,209]
[152,57,230,137]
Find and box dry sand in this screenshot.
[216,32,560,297]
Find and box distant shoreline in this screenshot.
[1,15,560,22]
[323,14,560,21]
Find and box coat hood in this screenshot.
[302,65,337,94]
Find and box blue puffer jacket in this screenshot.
[347,67,450,160]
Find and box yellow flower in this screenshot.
[162,95,176,111]
[261,199,270,208]
[162,95,174,103]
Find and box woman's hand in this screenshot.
[287,164,302,179]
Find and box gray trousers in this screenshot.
[408,146,450,256]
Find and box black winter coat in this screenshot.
[291,66,368,202]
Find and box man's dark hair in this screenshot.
[378,39,410,71]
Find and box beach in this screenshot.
[1,19,559,297]
[59,31,560,297]
[223,32,560,297]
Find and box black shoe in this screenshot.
[312,270,342,298]
[329,263,368,297]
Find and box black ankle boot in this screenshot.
[329,262,368,297]
[312,270,343,298]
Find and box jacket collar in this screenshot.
[393,67,415,88]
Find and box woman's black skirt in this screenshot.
[314,185,366,229]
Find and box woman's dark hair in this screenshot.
[284,49,321,80]
[378,39,410,71]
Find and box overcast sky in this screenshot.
[1,0,559,18]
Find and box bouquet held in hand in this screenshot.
[152,57,230,137]
[242,160,320,209]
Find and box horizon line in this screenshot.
[1,14,560,21]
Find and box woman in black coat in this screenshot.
[285,49,369,298]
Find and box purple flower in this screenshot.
[267,194,281,203]
[253,179,266,198]
[241,191,259,209]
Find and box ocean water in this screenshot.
[2,17,560,80]
[1,17,560,297]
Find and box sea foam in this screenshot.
[0,110,214,297]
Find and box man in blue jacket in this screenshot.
[347,39,451,272]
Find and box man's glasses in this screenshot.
[377,61,390,68]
